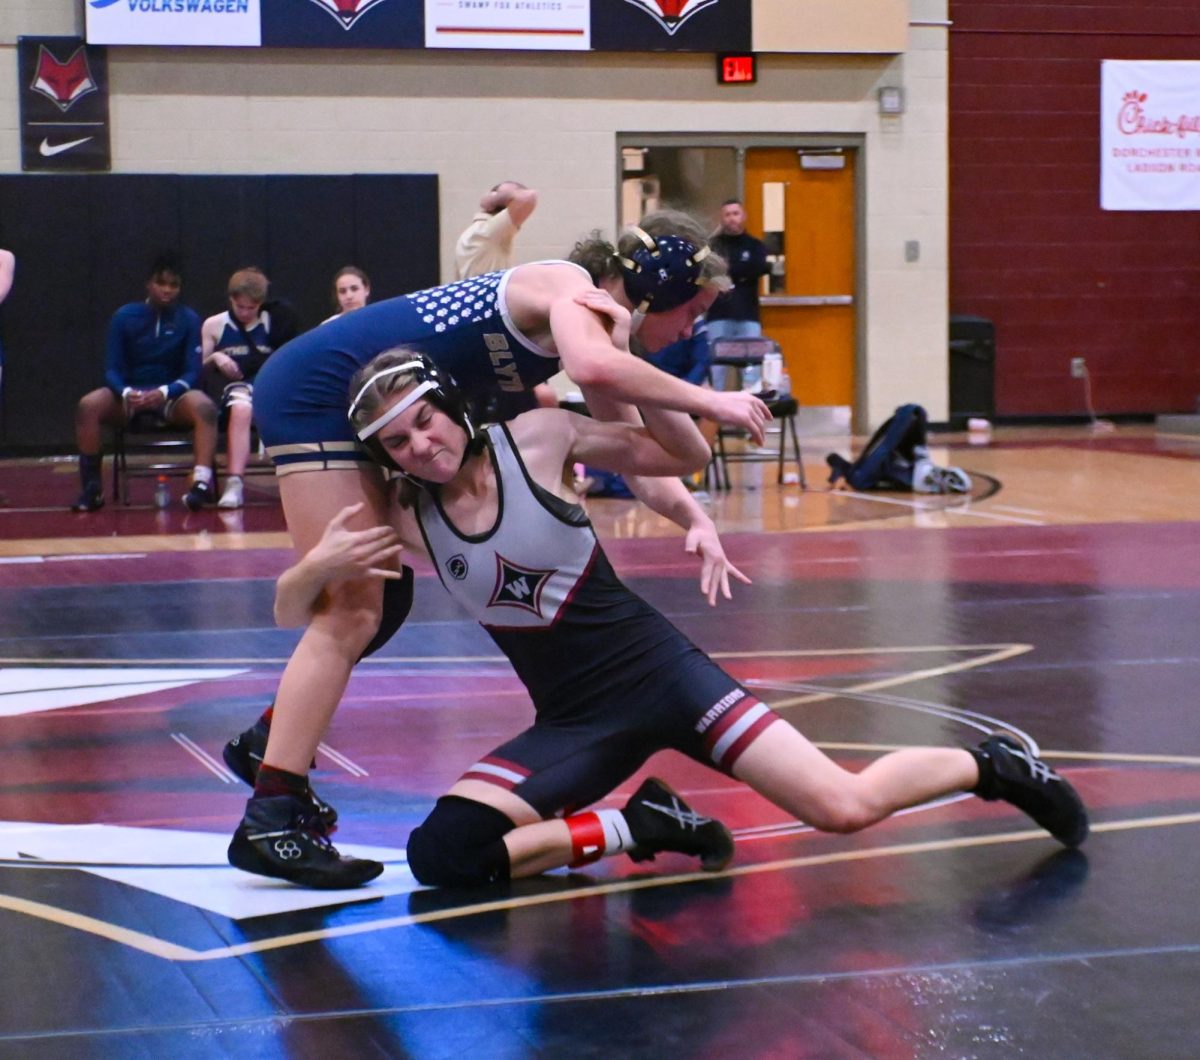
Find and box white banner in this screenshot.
[424,0,590,51]
[1101,60,1200,211]
[85,0,262,47]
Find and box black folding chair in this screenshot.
[705,336,806,491]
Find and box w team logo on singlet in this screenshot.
[490,555,555,618]
[304,0,391,30]
[620,0,720,35]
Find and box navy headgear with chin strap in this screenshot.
[617,227,710,314]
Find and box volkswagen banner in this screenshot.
[85,0,262,47]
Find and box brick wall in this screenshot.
[950,1,1200,416]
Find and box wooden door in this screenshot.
[743,147,857,407]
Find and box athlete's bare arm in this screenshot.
[504,263,769,445]
[201,313,242,380]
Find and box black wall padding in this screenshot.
[0,173,438,450]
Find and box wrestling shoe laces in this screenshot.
[973,735,1089,848]
[622,778,735,872]
[227,794,382,890]
[223,720,338,834]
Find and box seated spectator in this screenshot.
[647,314,710,386]
[71,252,217,512]
[201,267,280,509]
[322,266,371,324]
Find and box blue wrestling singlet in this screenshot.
[254,264,582,475]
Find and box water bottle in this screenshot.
[779,371,792,397]
[154,475,170,509]
[741,363,762,393]
[761,352,783,392]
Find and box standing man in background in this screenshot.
[706,198,772,392]
[454,181,539,280]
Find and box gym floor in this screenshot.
[1,424,1198,1058]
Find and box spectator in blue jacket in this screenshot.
[71,253,218,512]
[648,315,710,386]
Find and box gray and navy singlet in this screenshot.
[415,423,780,818]
[254,264,576,475]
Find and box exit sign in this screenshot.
[717,53,756,85]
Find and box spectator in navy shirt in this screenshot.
[706,199,771,391]
[71,253,217,512]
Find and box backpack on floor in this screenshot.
[826,404,971,493]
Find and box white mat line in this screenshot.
[171,733,238,784]
[318,742,369,777]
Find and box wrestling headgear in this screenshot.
[348,353,476,474]
[617,227,711,314]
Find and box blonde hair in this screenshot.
[227,267,268,304]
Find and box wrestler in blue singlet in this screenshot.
[254,265,584,474]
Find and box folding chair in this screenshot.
[110,413,194,505]
[705,336,806,491]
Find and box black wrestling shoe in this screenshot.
[227,794,382,889]
[222,721,338,833]
[71,486,104,512]
[622,778,735,872]
[183,479,215,510]
[972,735,1089,848]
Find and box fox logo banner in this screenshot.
[18,37,112,172]
[29,46,98,111]
[304,0,390,29]
[591,0,749,52]
[622,0,719,35]
[261,0,422,47]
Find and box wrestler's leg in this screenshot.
[732,719,1087,846]
[408,721,732,887]
[261,464,391,776]
[732,719,978,833]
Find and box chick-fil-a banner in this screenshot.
[1101,60,1200,211]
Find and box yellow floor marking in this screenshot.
[4,811,1195,960]
[0,643,1032,670]
[1,811,1197,963]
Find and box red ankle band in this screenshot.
[566,812,606,866]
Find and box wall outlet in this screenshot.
[1070,356,1087,378]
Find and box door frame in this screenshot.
[616,131,868,424]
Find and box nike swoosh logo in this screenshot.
[39,136,93,157]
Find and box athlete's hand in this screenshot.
[211,352,243,380]
[309,503,405,583]
[127,388,165,412]
[705,390,772,446]
[685,517,751,606]
[573,288,632,351]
